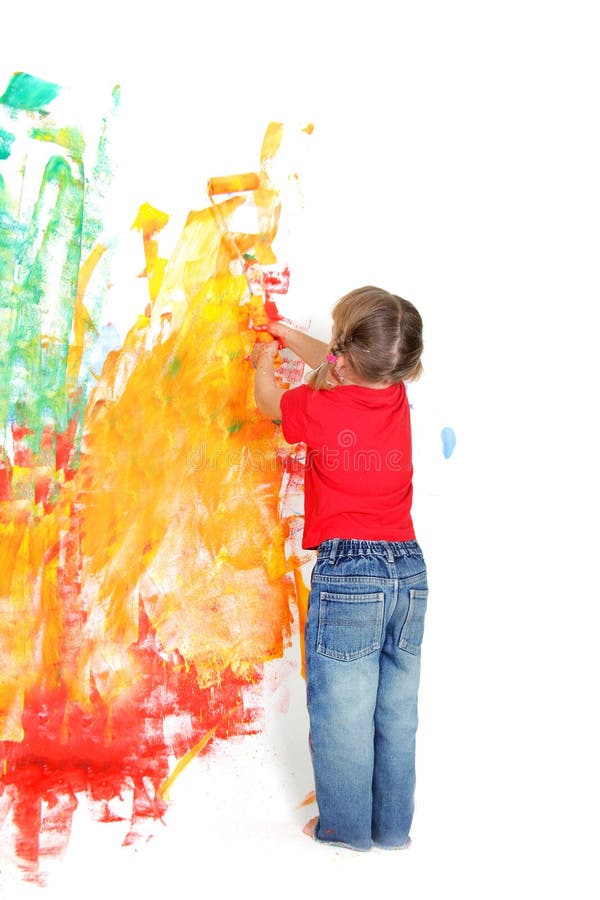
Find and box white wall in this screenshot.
[2,2,598,897]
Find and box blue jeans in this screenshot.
[305,539,428,851]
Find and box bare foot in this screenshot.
[303,816,318,839]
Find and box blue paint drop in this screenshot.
[441,426,456,459]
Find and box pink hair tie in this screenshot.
[326,353,338,364]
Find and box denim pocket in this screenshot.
[398,588,428,655]
[317,590,384,661]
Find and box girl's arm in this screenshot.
[266,322,328,369]
[252,341,286,420]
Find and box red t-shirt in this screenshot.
[280,381,416,549]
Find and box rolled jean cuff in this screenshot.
[314,819,371,852]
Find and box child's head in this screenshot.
[310,286,423,390]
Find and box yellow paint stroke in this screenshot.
[66,243,107,391]
[158,723,219,802]
[132,202,170,307]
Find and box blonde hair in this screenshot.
[309,286,423,390]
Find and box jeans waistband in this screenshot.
[319,539,422,564]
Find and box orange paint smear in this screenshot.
[297,790,316,808]
[207,172,260,195]
[294,568,310,679]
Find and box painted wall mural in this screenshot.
[0,72,312,884]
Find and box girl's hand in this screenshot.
[264,321,289,347]
[251,339,279,370]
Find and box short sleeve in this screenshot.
[280,384,310,444]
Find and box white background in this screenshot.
[1,1,599,897]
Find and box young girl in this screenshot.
[252,285,427,852]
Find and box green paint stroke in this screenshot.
[166,356,181,378]
[30,126,85,162]
[0,77,119,463]
[4,153,84,442]
[0,72,61,112]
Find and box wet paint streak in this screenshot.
[1,74,308,882]
[441,426,456,459]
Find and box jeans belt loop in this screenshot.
[328,538,339,565]
[385,543,394,563]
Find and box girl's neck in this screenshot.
[332,362,390,390]
[331,373,391,391]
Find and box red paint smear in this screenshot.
[55,418,78,477]
[263,266,290,320]
[0,450,11,499]
[0,600,262,882]
[283,455,305,475]
[262,266,290,294]
[11,424,34,442]
[264,298,282,320]
[11,428,34,467]
[244,264,291,322]
[34,473,53,506]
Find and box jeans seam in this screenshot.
[313,572,426,588]
[387,579,399,623]
[398,588,428,654]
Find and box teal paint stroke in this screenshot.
[0,128,15,160]
[441,426,456,459]
[0,72,61,113]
